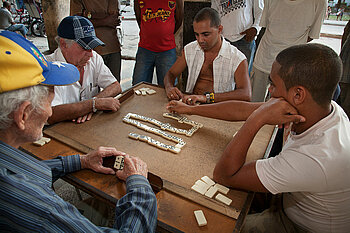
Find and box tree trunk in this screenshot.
[41,0,70,53]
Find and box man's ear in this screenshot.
[218,25,223,34]
[13,101,32,131]
[290,86,306,105]
[59,38,67,49]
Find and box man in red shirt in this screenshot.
[132,0,183,87]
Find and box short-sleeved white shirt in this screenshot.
[253,0,327,73]
[184,38,246,93]
[46,48,116,106]
[211,0,264,42]
[256,102,350,233]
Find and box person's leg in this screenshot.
[242,207,307,233]
[102,52,121,82]
[339,82,350,117]
[132,47,156,86]
[250,66,270,102]
[7,24,28,37]
[154,48,177,87]
[242,195,308,233]
[230,38,255,74]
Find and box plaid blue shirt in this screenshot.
[0,141,157,232]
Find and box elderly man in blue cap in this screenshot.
[0,31,157,232]
[46,16,122,124]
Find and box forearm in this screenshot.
[134,1,141,27]
[213,113,263,186]
[174,19,182,34]
[174,0,183,33]
[48,100,93,124]
[164,72,177,90]
[252,0,264,30]
[95,82,121,98]
[114,175,157,232]
[188,101,262,121]
[43,154,81,182]
[213,89,251,103]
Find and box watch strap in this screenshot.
[92,97,97,112]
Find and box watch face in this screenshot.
[87,12,92,19]
[206,94,210,103]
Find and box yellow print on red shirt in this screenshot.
[142,8,171,22]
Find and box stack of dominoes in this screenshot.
[191,176,232,206]
[33,136,51,147]
[134,87,156,96]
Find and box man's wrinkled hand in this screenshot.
[116,154,148,181]
[80,147,126,175]
[95,97,120,112]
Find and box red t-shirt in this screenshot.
[138,0,176,52]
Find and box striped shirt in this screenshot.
[0,141,157,232]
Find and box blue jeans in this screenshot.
[7,24,28,37]
[228,37,256,75]
[132,47,177,87]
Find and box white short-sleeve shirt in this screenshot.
[253,0,327,73]
[46,48,116,106]
[211,0,264,42]
[256,102,350,233]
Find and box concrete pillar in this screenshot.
[41,0,70,53]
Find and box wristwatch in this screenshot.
[92,97,97,112]
[204,92,215,104]
[205,93,210,104]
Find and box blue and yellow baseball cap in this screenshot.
[0,30,80,93]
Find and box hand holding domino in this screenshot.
[80,146,124,175]
[116,154,148,181]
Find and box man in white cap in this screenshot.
[46,16,122,124]
[0,31,157,232]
